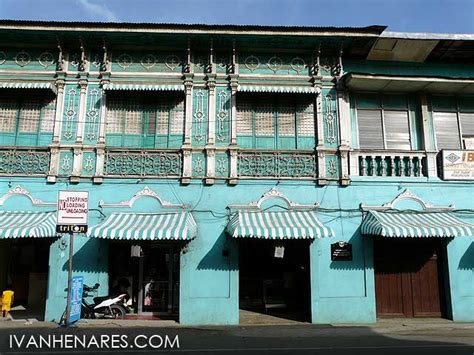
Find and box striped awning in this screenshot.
[0,81,56,92]
[0,211,57,239]
[361,210,474,238]
[103,83,184,92]
[238,85,319,94]
[227,211,334,239]
[88,212,197,240]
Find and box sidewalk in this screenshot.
[1,315,474,333]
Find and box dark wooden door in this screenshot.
[374,238,445,318]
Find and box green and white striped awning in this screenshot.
[238,85,319,94]
[0,81,56,92]
[361,210,474,238]
[103,83,184,91]
[88,212,197,240]
[227,211,334,239]
[0,211,57,239]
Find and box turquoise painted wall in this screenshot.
[1,177,472,324]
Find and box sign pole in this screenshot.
[65,232,74,326]
[56,190,89,326]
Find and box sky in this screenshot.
[0,0,473,34]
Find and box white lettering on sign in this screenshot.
[57,191,89,225]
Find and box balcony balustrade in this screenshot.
[350,150,428,177]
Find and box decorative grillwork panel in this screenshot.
[0,149,50,175]
[238,152,317,178]
[104,150,182,177]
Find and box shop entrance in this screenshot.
[374,237,447,318]
[109,242,181,318]
[239,239,311,323]
[0,239,51,320]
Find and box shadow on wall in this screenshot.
[197,230,238,271]
[459,242,474,270]
[61,238,108,273]
[329,227,369,271]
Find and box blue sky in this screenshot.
[0,0,473,34]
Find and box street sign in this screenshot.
[69,276,84,324]
[56,190,89,233]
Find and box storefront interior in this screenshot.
[108,241,183,319]
[239,239,311,323]
[0,239,51,320]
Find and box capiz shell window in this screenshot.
[105,92,185,148]
[0,90,56,146]
[236,93,315,150]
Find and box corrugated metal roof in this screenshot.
[0,19,386,35]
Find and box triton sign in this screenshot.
[442,150,474,181]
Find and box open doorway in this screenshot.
[0,239,52,320]
[239,239,311,323]
[108,241,182,320]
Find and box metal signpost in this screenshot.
[56,190,89,326]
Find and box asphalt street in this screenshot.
[0,323,473,355]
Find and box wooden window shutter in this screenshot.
[433,112,461,149]
[384,110,411,150]
[357,109,384,149]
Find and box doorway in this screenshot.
[374,237,448,318]
[0,239,51,320]
[109,242,181,318]
[239,239,311,323]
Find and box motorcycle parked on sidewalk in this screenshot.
[60,283,127,324]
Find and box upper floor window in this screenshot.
[106,92,185,148]
[431,96,474,150]
[0,90,56,146]
[236,94,315,150]
[355,94,419,150]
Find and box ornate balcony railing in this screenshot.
[0,147,50,176]
[350,150,428,177]
[237,150,317,179]
[104,149,182,177]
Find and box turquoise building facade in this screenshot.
[0,21,472,325]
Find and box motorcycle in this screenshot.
[60,283,127,324]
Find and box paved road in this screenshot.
[0,324,473,355]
